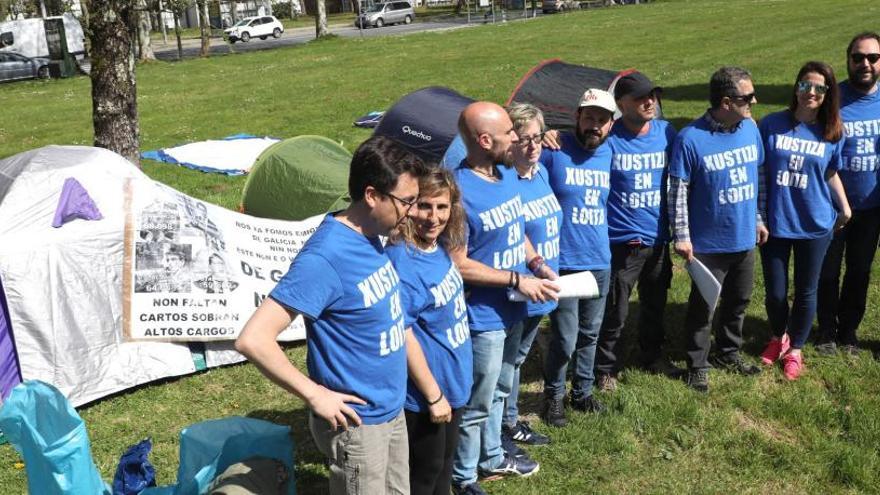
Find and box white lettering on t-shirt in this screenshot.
[612,151,666,171]
[429,265,464,308]
[357,260,400,308]
[564,168,610,187]
[478,196,524,232]
[775,135,826,157]
[702,144,759,171]
[843,118,880,137]
[521,193,562,222]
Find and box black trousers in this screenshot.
[406,408,463,495]
[685,249,755,370]
[595,242,672,375]
[816,206,880,346]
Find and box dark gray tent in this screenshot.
[373,86,474,163]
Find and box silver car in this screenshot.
[355,1,415,28]
[0,52,50,83]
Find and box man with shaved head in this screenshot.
[449,101,559,495]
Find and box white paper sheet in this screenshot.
[686,258,721,311]
[507,270,599,302]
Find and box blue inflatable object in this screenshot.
[440,133,467,169]
[112,438,156,495]
[142,416,295,495]
[0,380,111,495]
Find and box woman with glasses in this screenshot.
[499,103,562,452]
[386,167,473,495]
[758,61,851,380]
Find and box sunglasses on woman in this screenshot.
[796,81,829,95]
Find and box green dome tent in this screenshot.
[241,135,351,221]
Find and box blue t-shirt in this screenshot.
[668,116,764,254]
[386,242,473,412]
[839,81,880,210]
[512,163,563,316]
[454,163,528,331]
[606,119,676,246]
[270,214,406,425]
[759,110,844,239]
[540,133,612,270]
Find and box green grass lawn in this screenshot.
[2,0,880,492]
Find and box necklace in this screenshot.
[469,165,498,181]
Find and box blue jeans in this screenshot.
[761,233,833,349]
[543,269,611,401]
[503,315,543,427]
[452,329,505,486]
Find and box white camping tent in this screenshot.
[0,146,255,407]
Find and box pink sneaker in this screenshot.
[760,334,791,365]
[782,352,804,381]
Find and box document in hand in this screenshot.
[686,258,721,311]
[508,270,600,302]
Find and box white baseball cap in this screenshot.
[577,88,617,114]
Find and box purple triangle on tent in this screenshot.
[52,177,103,228]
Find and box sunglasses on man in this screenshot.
[727,92,757,104]
[850,53,880,64]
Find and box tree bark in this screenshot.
[315,0,327,37]
[137,0,156,60]
[173,9,182,60]
[197,0,210,56]
[87,0,140,165]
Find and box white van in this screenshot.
[0,13,86,61]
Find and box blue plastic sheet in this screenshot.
[142,416,295,495]
[0,380,110,495]
[112,438,156,495]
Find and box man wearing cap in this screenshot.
[668,66,765,393]
[538,88,616,427]
[593,71,683,391]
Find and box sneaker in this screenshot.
[814,341,837,356]
[710,352,762,376]
[500,429,527,458]
[644,357,686,378]
[452,482,488,495]
[541,396,567,428]
[570,394,606,414]
[504,421,550,446]
[480,452,540,478]
[760,334,791,365]
[782,352,804,381]
[686,368,709,393]
[597,373,619,392]
[840,344,860,357]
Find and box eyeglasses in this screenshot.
[517,132,545,147]
[796,81,829,95]
[727,92,757,104]
[384,191,417,211]
[850,53,880,64]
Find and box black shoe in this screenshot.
[503,420,550,446]
[452,482,488,495]
[541,396,567,427]
[686,368,709,393]
[644,357,686,378]
[710,352,761,376]
[500,429,527,457]
[479,452,540,478]
[570,394,606,414]
[840,344,860,357]
[815,341,838,356]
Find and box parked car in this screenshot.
[0,52,50,83]
[224,15,283,43]
[355,2,415,28]
[542,0,580,13]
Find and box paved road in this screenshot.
[153,19,477,60]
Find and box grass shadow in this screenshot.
[660,83,792,108]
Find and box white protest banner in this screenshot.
[122,179,324,342]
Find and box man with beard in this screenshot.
[450,101,559,495]
[816,32,880,356]
[668,67,765,393]
[594,72,683,392]
[538,89,616,427]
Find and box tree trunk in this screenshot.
[137,0,156,60]
[198,0,210,56]
[315,0,327,37]
[290,0,297,19]
[88,0,140,166]
[173,10,183,60]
